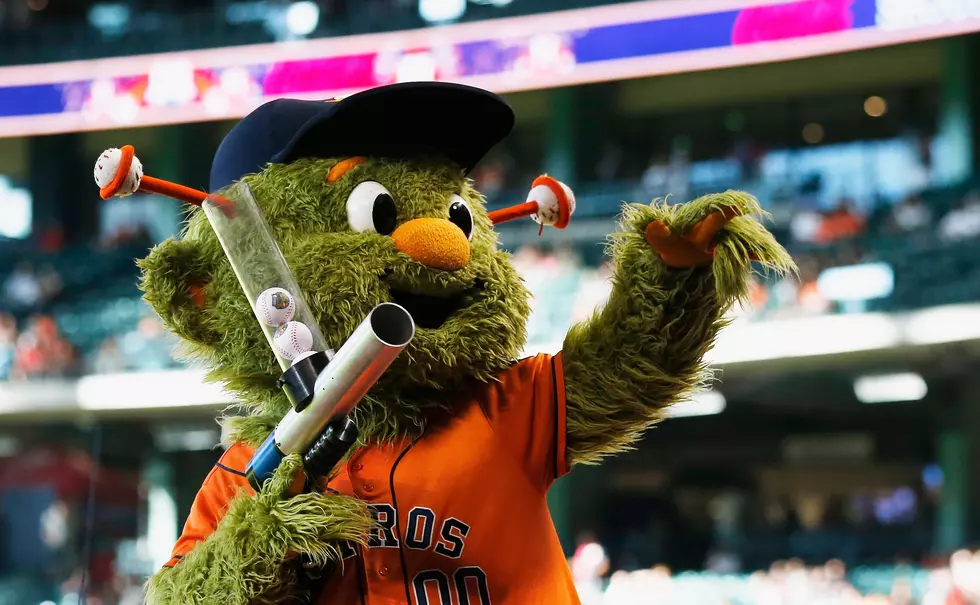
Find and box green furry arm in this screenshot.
[145,455,373,605]
[562,192,794,466]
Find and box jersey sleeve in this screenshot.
[479,352,568,490]
[164,442,255,568]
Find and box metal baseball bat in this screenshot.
[246,302,415,491]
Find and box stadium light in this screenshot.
[88,3,131,36]
[668,390,726,418]
[802,123,825,144]
[285,1,320,37]
[853,372,927,404]
[817,262,894,302]
[144,58,198,107]
[864,95,887,117]
[419,0,466,23]
[0,176,32,239]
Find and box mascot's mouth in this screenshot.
[388,279,485,330]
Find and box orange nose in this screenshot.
[392,218,471,271]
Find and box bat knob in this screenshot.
[527,175,575,230]
[94,145,143,200]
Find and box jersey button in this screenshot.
[351,463,363,472]
[362,484,374,492]
[379,567,388,576]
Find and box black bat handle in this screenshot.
[303,416,359,485]
[297,416,360,587]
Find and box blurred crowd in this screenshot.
[571,539,980,605]
[0,313,76,380]
[785,191,980,246]
[0,310,176,381]
[5,186,979,381]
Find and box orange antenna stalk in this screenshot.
[94,144,235,215]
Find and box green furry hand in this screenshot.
[627,191,795,303]
[563,191,795,467]
[145,454,373,605]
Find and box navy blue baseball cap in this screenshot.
[209,81,515,192]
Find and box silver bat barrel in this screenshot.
[246,303,415,490]
[276,302,414,452]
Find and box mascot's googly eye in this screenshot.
[448,195,474,241]
[347,181,398,235]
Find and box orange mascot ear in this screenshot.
[325,157,366,183]
[189,283,207,309]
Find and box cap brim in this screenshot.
[278,82,515,174]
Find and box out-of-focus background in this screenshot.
[2,0,980,603]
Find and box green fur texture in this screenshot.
[562,191,795,466]
[144,455,373,605]
[140,157,531,447]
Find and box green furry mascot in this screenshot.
[126,83,793,605]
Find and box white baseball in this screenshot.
[530,181,576,226]
[255,287,296,326]
[559,181,577,216]
[274,321,314,360]
[528,184,558,225]
[93,148,143,196]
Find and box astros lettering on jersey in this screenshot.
[169,355,578,604]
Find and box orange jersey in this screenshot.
[167,353,579,605]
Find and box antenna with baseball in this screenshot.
[96,145,576,228]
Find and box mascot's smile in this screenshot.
[387,280,485,329]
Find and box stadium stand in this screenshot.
[4,166,980,380]
[4,1,980,604]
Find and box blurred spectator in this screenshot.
[0,313,16,380]
[572,531,609,605]
[93,337,126,374]
[888,194,933,233]
[733,135,765,183]
[2,262,41,310]
[640,149,692,201]
[12,315,76,379]
[38,225,65,252]
[119,316,176,371]
[768,276,801,318]
[36,263,63,303]
[938,191,980,242]
[797,257,832,315]
[596,141,624,183]
[641,155,672,197]
[100,223,154,251]
[815,198,866,244]
[470,152,513,200]
[790,209,824,243]
[705,546,742,574]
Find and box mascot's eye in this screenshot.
[448,195,474,240]
[347,181,397,235]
